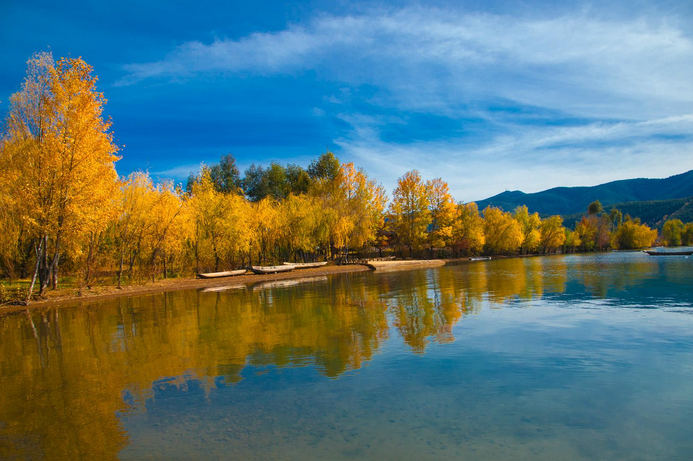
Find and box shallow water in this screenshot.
[1,251,693,460]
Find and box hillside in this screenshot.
[475,170,693,217]
[562,197,693,229]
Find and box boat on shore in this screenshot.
[282,261,328,269]
[197,269,248,279]
[251,265,295,274]
[644,249,693,256]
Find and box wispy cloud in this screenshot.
[119,6,693,199]
[120,8,693,118]
[335,114,693,201]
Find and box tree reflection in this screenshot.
[0,254,670,459]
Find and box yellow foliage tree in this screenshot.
[389,170,431,256]
[482,206,522,254]
[451,203,485,255]
[426,178,457,250]
[513,205,541,254]
[1,52,119,300]
[611,220,657,249]
[539,215,566,253]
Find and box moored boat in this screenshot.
[251,264,295,274]
[197,269,248,279]
[644,250,693,256]
[282,261,328,269]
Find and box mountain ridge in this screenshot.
[474,169,693,218]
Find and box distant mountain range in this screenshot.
[475,170,693,228]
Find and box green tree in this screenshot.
[308,151,340,182]
[588,200,603,215]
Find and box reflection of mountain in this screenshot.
[1,253,689,459]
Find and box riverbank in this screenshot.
[0,264,371,316]
[0,254,563,315]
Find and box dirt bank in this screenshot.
[0,264,371,316]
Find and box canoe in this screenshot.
[251,265,295,274]
[197,269,247,279]
[469,257,492,261]
[644,250,693,256]
[282,261,328,269]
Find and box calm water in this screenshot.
[1,252,693,460]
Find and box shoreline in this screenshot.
[0,253,585,316]
[0,265,371,316]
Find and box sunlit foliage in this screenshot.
[0,51,675,300]
[611,219,658,249]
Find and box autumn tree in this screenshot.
[513,205,541,254]
[188,170,250,271]
[336,163,386,256]
[539,215,566,253]
[451,203,485,255]
[482,206,522,254]
[389,171,431,256]
[563,229,582,253]
[426,178,457,250]
[611,219,657,249]
[662,219,684,246]
[1,52,119,300]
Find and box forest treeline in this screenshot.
[1,53,692,302]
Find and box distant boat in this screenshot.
[282,261,328,269]
[644,250,693,256]
[470,256,492,261]
[251,265,295,274]
[197,269,247,279]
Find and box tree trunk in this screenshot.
[26,239,44,304]
[49,233,61,290]
[117,249,124,289]
[162,250,167,279]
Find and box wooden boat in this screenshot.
[282,261,328,269]
[251,264,295,274]
[197,269,247,279]
[644,250,693,256]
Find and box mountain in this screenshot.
[475,170,693,217]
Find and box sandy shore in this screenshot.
[0,264,371,316]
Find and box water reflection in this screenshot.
[0,252,691,459]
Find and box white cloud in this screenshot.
[120,8,693,119]
[120,6,693,199]
[335,114,693,201]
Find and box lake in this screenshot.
[1,251,693,460]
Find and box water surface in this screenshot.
[1,252,693,460]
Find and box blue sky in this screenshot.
[2,0,693,201]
